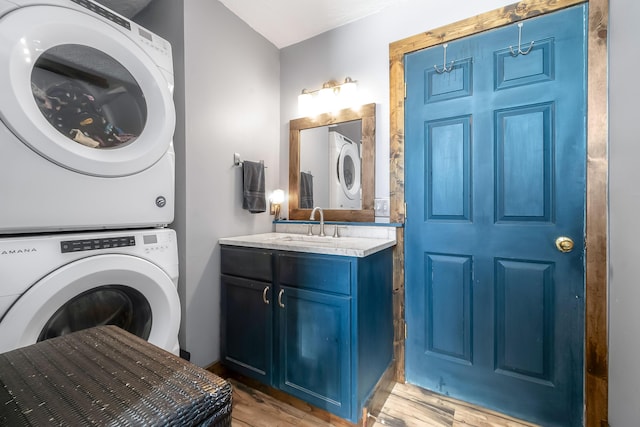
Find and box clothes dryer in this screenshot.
[0,228,180,354]
[0,0,176,234]
[328,131,361,209]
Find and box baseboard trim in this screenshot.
[361,361,396,427]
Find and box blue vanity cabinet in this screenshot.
[220,244,393,424]
[220,246,273,385]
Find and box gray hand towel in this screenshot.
[299,171,314,209]
[243,161,266,213]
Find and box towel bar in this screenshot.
[234,152,267,168]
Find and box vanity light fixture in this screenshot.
[269,189,286,220]
[298,77,358,117]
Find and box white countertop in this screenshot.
[218,232,396,257]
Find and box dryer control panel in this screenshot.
[61,236,135,253]
[70,0,131,30]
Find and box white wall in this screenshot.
[140,0,280,367]
[181,0,280,367]
[609,0,638,424]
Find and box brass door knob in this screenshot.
[555,236,575,253]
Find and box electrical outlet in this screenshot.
[374,197,390,217]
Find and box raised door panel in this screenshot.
[277,286,351,419]
[221,275,273,384]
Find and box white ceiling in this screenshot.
[96,0,406,49]
[97,0,406,49]
[218,0,407,49]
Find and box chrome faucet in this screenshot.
[309,206,325,237]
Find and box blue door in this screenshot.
[404,5,586,426]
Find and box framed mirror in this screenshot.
[289,103,375,221]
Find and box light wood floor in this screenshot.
[229,378,539,427]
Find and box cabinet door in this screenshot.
[221,275,273,384]
[277,286,351,419]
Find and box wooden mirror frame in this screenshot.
[288,103,376,222]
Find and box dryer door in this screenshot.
[0,5,175,177]
[338,142,361,200]
[0,254,180,354]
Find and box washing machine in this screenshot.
[0,0,176,234]
[328,130,361,209]
[0,228,180,354]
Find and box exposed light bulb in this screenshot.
[298,90,313,117]
[339,77,358,109]
[318,85,335,114]
[270,189,285,204]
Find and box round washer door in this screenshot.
[0,254,180,353]
[0,5,175,177]
[338,142,361,200]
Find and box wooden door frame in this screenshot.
[388,0,609,425]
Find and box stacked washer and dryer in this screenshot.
[329,130,362,210]
[0,0,181,354]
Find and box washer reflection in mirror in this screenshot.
[299,120,362,210]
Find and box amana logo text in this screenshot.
[0,248,37,255]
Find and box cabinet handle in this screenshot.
[262,286,270,304]
[278,289,285,308]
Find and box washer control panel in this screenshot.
[142,233,172,254]
[61,236,136,253]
